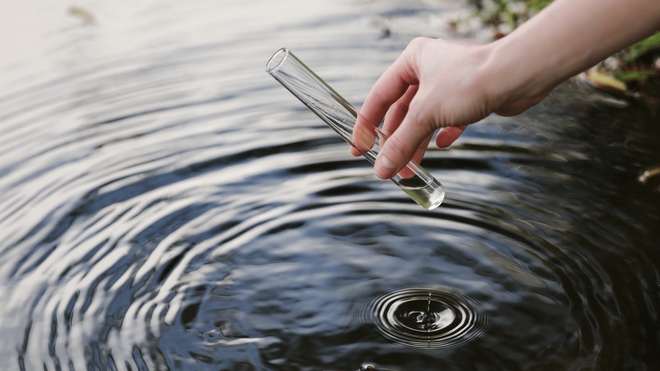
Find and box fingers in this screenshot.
[352,124,375,154]
[353,37,473,179]
[413,132,433,164]
[353,84,418,157]
[351,85,428,179]
[436,125,467,148]
[381,85,418,137]
[374,101,435,179]
[394,132,432,179]
[354,48,424,179]
[353,50,419,153]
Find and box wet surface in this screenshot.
[1,0,660,370]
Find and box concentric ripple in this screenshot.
[364,287,488,349]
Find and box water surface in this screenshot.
[1,1,659,370]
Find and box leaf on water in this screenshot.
[68,5,95,24]
[586,70,627,91]
[639,167,660,184]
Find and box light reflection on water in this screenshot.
[1,1,660,370]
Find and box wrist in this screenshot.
[478,37,556,116]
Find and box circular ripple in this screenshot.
[364,287,488,349]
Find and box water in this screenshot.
[1,0,659,370]
[360,287,487,349]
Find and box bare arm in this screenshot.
[355,0,660,179]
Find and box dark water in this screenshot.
[1,1,660,370]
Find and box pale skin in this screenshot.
[353,0,660,179]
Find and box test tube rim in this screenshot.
[265,47,289,73]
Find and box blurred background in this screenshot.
[1,1,659,370]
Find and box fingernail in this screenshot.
[376,154,396,179]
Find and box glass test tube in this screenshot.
[266,48,445,210]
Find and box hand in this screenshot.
[352,37,543,179]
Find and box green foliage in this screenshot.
[467,0,660,93]
[465,0,554,33]
[622,32,660,63]
[611,70,653,82]
[526,0,553,12]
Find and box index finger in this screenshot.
[353,52,419,149]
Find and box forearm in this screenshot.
[484,0,660,111]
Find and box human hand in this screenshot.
[352,37,544,179]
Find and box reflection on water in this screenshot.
[1,0,659,370]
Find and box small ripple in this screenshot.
[360,287,488,349]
